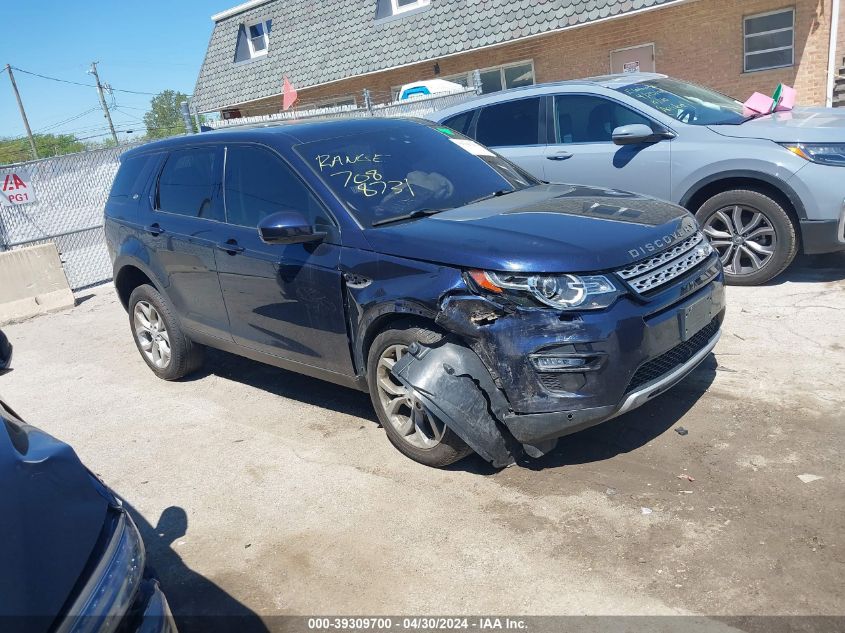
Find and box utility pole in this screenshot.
[88,62,118,145]
[5,64,38,160]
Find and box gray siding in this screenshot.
[193,0,679,112]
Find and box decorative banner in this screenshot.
[0,170,37,206]
[282,75,298,111]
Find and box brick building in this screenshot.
[192,0,843,117]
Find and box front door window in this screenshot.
[223,145,332,229]
[553,95,654,144]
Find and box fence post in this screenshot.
[363,88,373,115]
[0,211,8,252]
[180,101,194,134]
[472,69,483,95]
[190,98,202,133]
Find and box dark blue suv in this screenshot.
[105,118,725,468]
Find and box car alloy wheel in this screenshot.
[702,205,777,276]
[375,343,446,449]
[133,300,171,369]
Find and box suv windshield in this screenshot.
[295,124,538,227]
[616,77,746,125]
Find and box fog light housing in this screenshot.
[530,354,604,373]
[532,356,586,370]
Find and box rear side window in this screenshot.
[110,154,157,199]
[441,111,473,135]
[553,95,654,144]
[475,98,541,148]
[223,145,332,228]
[157,147,223,221]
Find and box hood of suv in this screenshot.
[0,399,109,630]
[708,107,845,143]
[363,184,696,273]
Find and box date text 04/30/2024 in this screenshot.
[306,617,528,630]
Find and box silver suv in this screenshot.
[432,74,845,285]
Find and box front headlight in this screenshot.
[468,270,619,310]
[58,510,146,633]
[781,142,845,167]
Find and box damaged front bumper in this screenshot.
[391,274,726,467]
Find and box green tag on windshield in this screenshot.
[436,127,455,136]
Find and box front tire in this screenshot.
[128,284,203,380]
[695,189,798,285]
[367,319,472,468]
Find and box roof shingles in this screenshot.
[193,0,677,112]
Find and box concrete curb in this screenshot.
[0,244,76,325]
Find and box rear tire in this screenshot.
[695,189,797,286]
[367,319,473,468]
[128,284,204,380]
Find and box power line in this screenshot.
[9,66,93,88]
[3,118,143,140]
[36,107,100,133]
[111,106,145,122]
[75,130,136,141]
[4,110,193,136]
[9,65,183,96]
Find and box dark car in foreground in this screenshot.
[0,329,10,370]
[105,118,724,468]
[0,394,177,633]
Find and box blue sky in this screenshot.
[0,1,232,141]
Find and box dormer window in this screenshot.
[234,18,272,62]
[247,19,271,56]
[375,0,430,20]
[391,0,429,14]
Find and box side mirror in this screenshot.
[257,211,326,245]
[612,124,666,145]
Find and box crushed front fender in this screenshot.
[390,341,520,468]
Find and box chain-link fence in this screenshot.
[0,86,480,291]
[0,142,144,290]
[206,85,479,130]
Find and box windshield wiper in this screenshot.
[370,189,518,227]
[371,208,447,227]
[742,111,773,123]
[465,189,517,205]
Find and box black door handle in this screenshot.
[546,151,573,161]
[144,223,165,236]
[216,239,245,254]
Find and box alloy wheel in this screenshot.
[133,301,171,369]
[702,205,777,276]
[375,343,446,449]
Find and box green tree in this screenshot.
[0,133,86,165]
[143,90,196,139]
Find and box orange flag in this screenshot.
[282,75,298,111]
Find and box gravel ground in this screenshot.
[1,253,843,631]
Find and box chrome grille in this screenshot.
[617,231,713,294]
